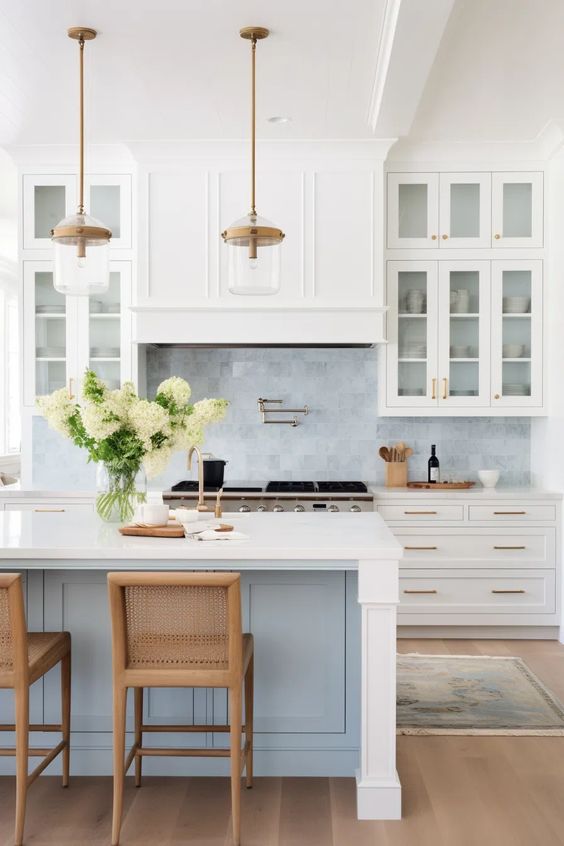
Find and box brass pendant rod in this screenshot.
[78,34,85,215]
[250,35,256,217]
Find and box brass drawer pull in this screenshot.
[431,377,437,400]
[491,589,526,594]
[404,545,438,551]
[34,508,65,513]
[404,589,438,594]
[493,511,526,515]
[404,511,438,515]
[494,545,526,550]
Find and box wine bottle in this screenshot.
[428,444,440,483]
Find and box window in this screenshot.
[0,285,20,457]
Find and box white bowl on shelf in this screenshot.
[36,346,65,359]
[450,345,470,358]
[478,470,500,488]
[503,384,530,396]
[503,296,530,314]
[503,343,525,358]
[36,304,65,315]
[90,347,120,359]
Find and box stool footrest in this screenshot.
[0,724,62,733]
[138,746,232,758]
[140,723,245,733]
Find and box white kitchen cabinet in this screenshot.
[387,171,542,250]
[84,175,132,250]
[437,261,491,407]
[22,175,76,250]
[383,259,543,415]
[491,260,543,408]
[23,261,133,408]
[387,173,439,248]
[438,172,491,248]
[23,261,78,406]
[385,261,438,407]
[491,172,543,248]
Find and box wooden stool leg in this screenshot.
[244,655,254,789]
[61,648,71,788]
[14,685,29,846]
[229,685,242,846]
[134,687,143,787]
[111,685,127,846]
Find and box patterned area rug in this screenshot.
[397,654,564,735]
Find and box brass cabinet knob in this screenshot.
[494,234,501,239]
[442,234,448,240]
[494,393,500,399]
[431,234,437,240]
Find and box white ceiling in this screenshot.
[0,0,387,145]
[408,0,564,143]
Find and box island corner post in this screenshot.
[356,556,402,819]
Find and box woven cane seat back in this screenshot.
[0,587,12,670]
[124,584,229,668]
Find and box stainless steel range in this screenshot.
[163,481,373,513]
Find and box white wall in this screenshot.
[531,151,564,639]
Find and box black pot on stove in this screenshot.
[202,454,228,489]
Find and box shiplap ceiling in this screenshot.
[0,0,388,145]
[0,0,562,149]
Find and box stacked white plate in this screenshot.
[90,347,120,358]
[36,346,65,358]
[450,345,470,358]
[503,296,530,314]
[398,387,424,396]
[399,343,426,359]
[503,384,530,396]
[36,304,65,314]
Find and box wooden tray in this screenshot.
[119,524,185,538]
[406,481,476,490]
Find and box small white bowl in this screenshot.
[478,470,500,488]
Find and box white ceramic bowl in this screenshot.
[478,470,500,488]
[503,343,525,358]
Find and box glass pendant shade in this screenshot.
[224,213,283,295]
[52,212,111,295]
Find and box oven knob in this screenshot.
[257,505,268,512]
[239,504,251,513]
[273,504,285,512]
[328,504,339,513]
[350,504,361,513]
[294,504,305,512]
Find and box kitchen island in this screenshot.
[0,509,402,819]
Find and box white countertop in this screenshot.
[368,485,563,500]
[0,510,402,568]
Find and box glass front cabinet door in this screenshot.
[76,262,132,390]
[437,261,491,407]
[84,175,132,249]
[386,261,438,407]
[438,173,491,248]
[492,173,543,248]
[387,174,439,248]
[23,262,77,407]
[23,175,76,250]
[491,260,543,408]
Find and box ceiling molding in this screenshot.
[366,0,402,134]
[367,0,455,138]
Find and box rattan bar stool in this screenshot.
[107,571,254,846]
[0,573,71,846]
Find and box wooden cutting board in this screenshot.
[407,481,475,490]
[119,524,185,538]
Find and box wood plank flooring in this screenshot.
[2,639,564,846]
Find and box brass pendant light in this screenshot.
[222,27,285,295]
[52,27,111,296]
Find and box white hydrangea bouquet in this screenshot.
[37,370,228,522]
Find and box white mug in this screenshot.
[134,503,170,526]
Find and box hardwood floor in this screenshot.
[2,639,564,846]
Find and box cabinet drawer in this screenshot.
[378,504,464,522]
[396,529,555,567]
[399,569,555,614]
[468,505,557,522]
[4,502,94,513]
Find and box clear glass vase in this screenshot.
[95,462,147,523]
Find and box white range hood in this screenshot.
[132,303,388,347]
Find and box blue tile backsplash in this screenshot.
[32,347,531,489]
